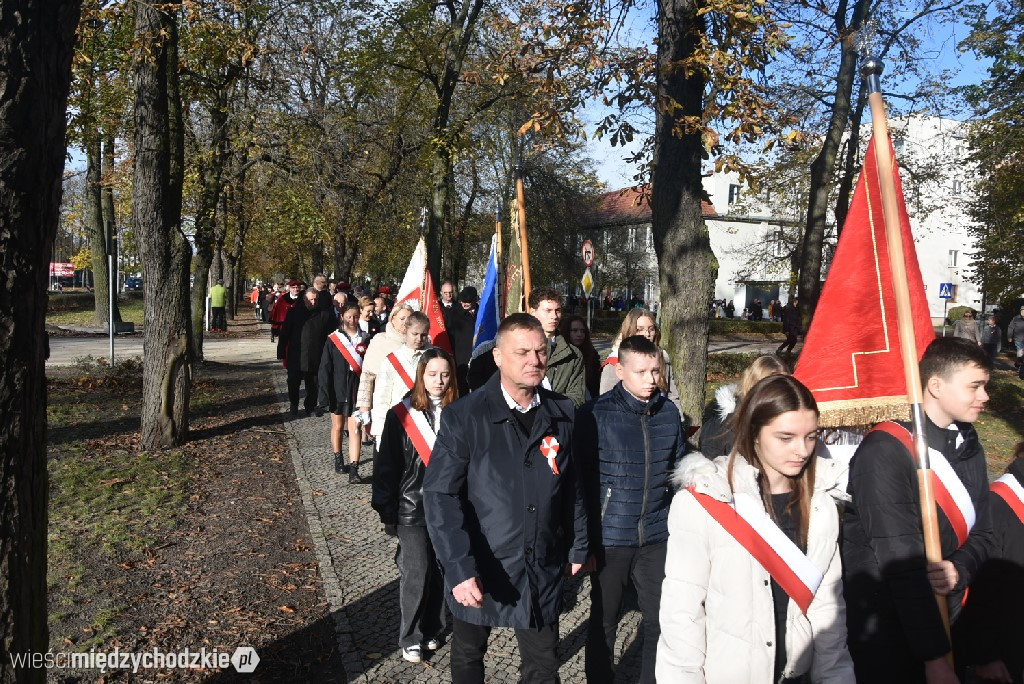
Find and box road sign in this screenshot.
[581,239,595,267]
[581,268,595,298]
[938,282,954,299]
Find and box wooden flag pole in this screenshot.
[515,162,532,307]
[862,56,952,646]
[495,205,505,318]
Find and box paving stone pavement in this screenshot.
[273,371,646,683]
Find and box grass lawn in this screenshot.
[47,297,145,327]
[47,360,192,650]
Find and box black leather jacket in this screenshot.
[371,403,438,526]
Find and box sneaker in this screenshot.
[402,646,421,663]
[425,638,441,651]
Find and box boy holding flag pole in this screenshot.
[793,54,995,683]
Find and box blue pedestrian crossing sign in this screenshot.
[938,283,954,299]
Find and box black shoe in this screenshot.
[334,453,347,474]
[349,466,361,484]
[362,437,374,446]
[290,404,299,417]
[315,407,324,418]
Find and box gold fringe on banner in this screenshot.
[816,395,911,428]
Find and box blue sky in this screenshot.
[581,11,993,189]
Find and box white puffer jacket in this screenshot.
[656,453,855,684]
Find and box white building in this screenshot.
[581,115,982,323]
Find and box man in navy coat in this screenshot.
[424,313,588,683]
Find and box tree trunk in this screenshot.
[226,175,247,320]
[100,135,123,322]
[0,2,81,682]
[133,1,192,449]
[651,0,713,428]
[834,83,867,237]
[85,137,112,328]
[796,0,871,320]
[424,0,485,286]
[311,241,324,278]
[188,93,229,360]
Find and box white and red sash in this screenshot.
[872,422,976,547]
[991,473,1024,525]
[393,398,436,466]
[386,351,416,391]
[328,331,363,375]
[688,488,823,614]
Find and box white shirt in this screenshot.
[500,381,541,413]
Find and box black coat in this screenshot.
[372,403,437,526]
[698,385,738,459]
[423,374,588,629]
[954,459,1024,679]
[317,330,367,412]
[574,384,686,551]
[467,342,498,391]
[782,302,802,334]
[278,300,334,373]
[444,306,475,365]
[842,417,995,678]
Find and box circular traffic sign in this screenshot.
[581,239,595,267]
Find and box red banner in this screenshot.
[421,270,453,354]
[794,136,934,418]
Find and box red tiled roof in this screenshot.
[580,186,717,228]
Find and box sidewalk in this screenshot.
[272,371,645,682]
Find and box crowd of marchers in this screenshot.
[257,276,1023,684]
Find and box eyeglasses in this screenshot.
[963,314,972,318]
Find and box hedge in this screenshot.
[708,319,782,334]
[47,291,143,312]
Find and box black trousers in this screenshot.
[286,370,317,412]
[585,542,667,684]
[212,306,226,330]
[451,617,559,683]
[778,331,798,354]
[395,525,446,648]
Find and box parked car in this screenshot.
[124,277,143,292]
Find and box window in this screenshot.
[952,179,963,195]
[948,250,958,268]
[728,184,741,204]
[772,229,785,258]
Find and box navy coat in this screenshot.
[423,373,588,629]
[574,383,686,551]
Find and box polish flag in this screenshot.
[396,238,427,311]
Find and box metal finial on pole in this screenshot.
[860,56,884,96]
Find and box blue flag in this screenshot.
[472,235,500,358]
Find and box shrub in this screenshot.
[946,305,975,326]
[70,355,144,390]
[709,319,782,334]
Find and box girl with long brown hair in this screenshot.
[658,374,854,683]
[559,313,601,399]
[599,308,681,413]
[371,348,458,664]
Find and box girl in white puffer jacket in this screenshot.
[656,375,855,684]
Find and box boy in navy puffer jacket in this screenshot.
[574,335,688,684]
